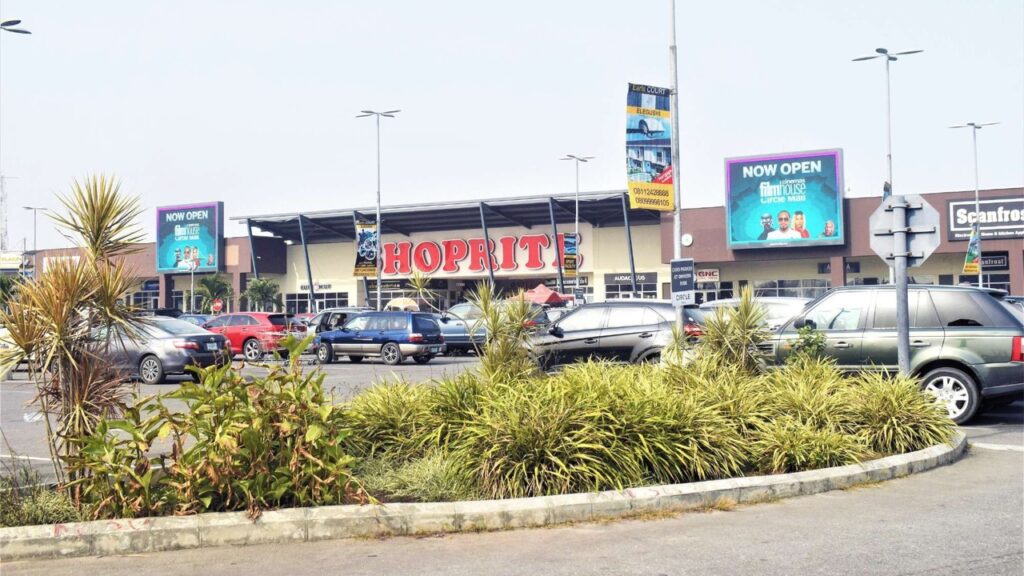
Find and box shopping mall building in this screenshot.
[18,187,1023,313]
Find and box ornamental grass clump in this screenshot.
[762,355,852,430]
[753,417,868,474]
[356,449,481,503]
[844,371,956,454]
[343,380,433,460]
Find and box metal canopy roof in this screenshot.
[235,190,663,244]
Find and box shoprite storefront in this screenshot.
[663,187,1023,302]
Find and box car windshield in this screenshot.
[148,317,207,336]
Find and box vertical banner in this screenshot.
[562,233,578,278]
[626,83,674,212]
[962,222,981,274]
[353,221,378,277]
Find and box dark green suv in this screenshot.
[766,285,1024,424]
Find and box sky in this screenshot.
[0,0,1022,250]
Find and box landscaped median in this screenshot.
[0,432,966,561]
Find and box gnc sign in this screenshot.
[382,233,582,276]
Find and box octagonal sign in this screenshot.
[868,194,940,268]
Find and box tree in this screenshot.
[192,273,234,313]
[0,273,20,312]
[0,175,144,487]
[241,277,280,312]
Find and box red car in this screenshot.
[202,313,307,361]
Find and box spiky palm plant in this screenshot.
[192,273,234,313]
[0,175,144,486]
[241,277,281,312]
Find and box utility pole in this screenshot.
[669,0,684,330]
[949,122,999,288]
[0,174,17,251]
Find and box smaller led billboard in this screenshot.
[156,202,224,273]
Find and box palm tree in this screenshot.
[241,277,280,312]
[192,273,234,313]
[0,175,144,486]
[0,273,20,312]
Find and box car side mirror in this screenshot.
[549,325,564,338]
[440,316,450,324]
[793,317,815,330]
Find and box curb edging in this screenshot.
[0,433,967,561]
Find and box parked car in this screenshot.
[700,297,810,330]
[527,300,688,369]
[202,312,307,361]
[178,314,212,327]
[439,301,550,354]
[306,307,374,334]
[1002,296,1024,323]
[101,317,230,385]
[763,285,1024,424]
[314,311,445,365]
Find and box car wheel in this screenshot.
[348,355,364,364]
[413,355,432,365]
[139,355,164,385]
[381,342,403,366]
[243,338,263,361]
[316,343,334,364]
[640,352,661,365]
[922,367,980,424]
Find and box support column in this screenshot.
[829,255,847,289]
[548,198,565,294]
[246,219,259,280]
[297,216,316,313]
[1009,249,1024,295]
[621,192,638,297]
[479,203,496,286]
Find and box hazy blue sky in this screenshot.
[1,0,1021,249]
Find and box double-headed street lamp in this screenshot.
[1,19,31,34]
[853,47,922,284]
[949,121,999,288]
[22,206,47,252]
[560,155,594,295]
[356,109,400,311]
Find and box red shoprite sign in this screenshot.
[381,233,582,275]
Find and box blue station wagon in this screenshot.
[314,312,446,365]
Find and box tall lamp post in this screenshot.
[560,154,594,296]
[1,19,31,34]
[853,47,922,284]
[949,121,999,288]
[356,109,400,311]
[22,206,46,252]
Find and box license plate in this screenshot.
[205,343,219,351]
[430,346,442,353]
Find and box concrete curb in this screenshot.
[0,432,967,561]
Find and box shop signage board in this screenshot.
[382,232,580,277]
[981,251,1009,270]
[155,202,224,273]
[946,197,1024,241]
[695,269,719,283]
[626,83,675,212]
[603,272,657,284]
[353,221,378,277]
[670,258,695,307]
[0,251,23,271]
[725,149,845,250]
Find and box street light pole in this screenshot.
[669,0,684,330]
[950,121,999,288]
[188,260,197,314]
[357,109,400,311]
[853,47,922,284]
[560,154,594,297]
[22,207,46,252]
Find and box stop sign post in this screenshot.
[868,194,940,375]
[212,299,223,314]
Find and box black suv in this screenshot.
[765,285,1024,424]
[527,301,704,368]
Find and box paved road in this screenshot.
[5,413,1022,575]
[0,356,479,478]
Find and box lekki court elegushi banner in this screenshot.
[626,83,674,212]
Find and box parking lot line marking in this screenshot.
[970,443,1024,452]
[0,454,53,462]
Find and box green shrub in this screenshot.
[344,381,433,460]
[753,417,867,474]
[789,325,827,361]
[74,336,364,519]
[357,449,480,503]
[762,355,851,429]
[1,459,82,526]
[423,372,486,449]
[844,371,956,454]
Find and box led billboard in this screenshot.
[155,202,224,273]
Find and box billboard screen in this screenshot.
[725,149,844,249]
[155,202,224,273]
[626,83,674,212]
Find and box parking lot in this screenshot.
[0,355,480,481]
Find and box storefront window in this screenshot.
[285,292,349,314]
[957,274,1011,293]
[605,282,658,300]
[131,290,160,310]
[753,279,830,299]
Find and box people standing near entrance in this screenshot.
[757,213,775,241]
[793,211,810,238]
[767,210,802,239]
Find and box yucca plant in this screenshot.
[0,175,145,487]
[843,371,956,455]
[468,283,541,385]
[697,286,769,375]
